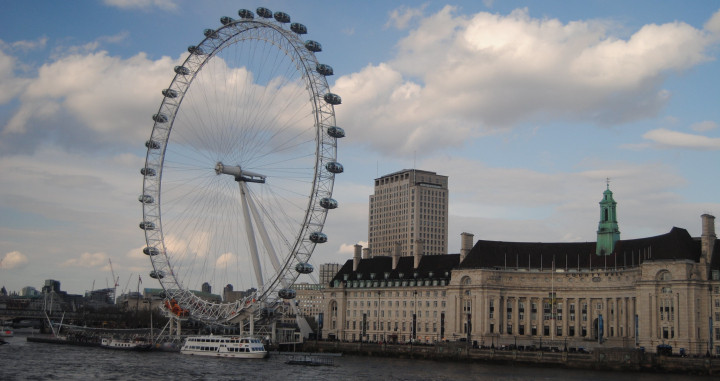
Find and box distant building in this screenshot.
[368,169,448,258]
[21,286,39,297]
[116,292,149,311]
[293,283,325,318]
[320,263,340,286]
[223,284,256,303]
[85,288,115,305]
[42,279,61,294]
[202,282,212,294]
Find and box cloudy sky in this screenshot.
[1,0,719,295]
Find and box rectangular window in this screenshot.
[543,303,551,321]
[531,302,537,321]
[507,325,513,335]
[569,326,575,336]
[519,325,525,335]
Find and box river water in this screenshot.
[0,334,713,381]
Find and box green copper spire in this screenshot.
[596,179,620,255]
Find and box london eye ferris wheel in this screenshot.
[139,7,344,324]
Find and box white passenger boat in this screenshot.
[100,337,152,351]
[181,335,267,359]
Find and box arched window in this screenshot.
[330,301,338,317]
[461,276,471,285]
[656,270,671,281]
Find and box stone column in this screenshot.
[605,297,611,339]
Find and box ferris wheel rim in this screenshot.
[139,11,340,323]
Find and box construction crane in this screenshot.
[109,258,119,304]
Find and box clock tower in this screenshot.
[596,181,620,255]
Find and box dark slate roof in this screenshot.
[459,227,711,270]
[327,228,719,285]
[709,237,720,271]
[329,254,461,286]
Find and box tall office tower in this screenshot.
[368,169,449,258]
[320,263,341,285]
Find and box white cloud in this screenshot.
[386,5,427,30]
[103,0,177,11]
[61,252,108,268]
[690,120,718,132]
[52,31,130,57]
[642,128,720,150]
[1,49,180,153]
[0,251,29,269]
[338,242,368,256]
[11,36,48,52]
[705,9,720,35]
[215,252,236,268]
[336,7,720,157]
[0,46,31,105]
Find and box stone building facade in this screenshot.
[322,187,720,355]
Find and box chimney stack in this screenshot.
[701,214,716,267]
[353,244,362,271]
[392,242,401,270]
[414,239,424,269]
[362,247,370,260]
[460,232,474,262]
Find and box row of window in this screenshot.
[348,309,444,319]
[185,346,261,352]
[351,299,443,308]
[485,324,628,338]
[347,320,441,333]
[349,290,445,298]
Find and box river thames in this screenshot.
[0,334,714,381]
